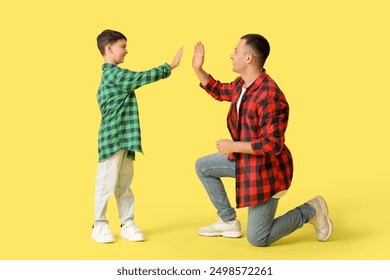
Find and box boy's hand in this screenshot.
[169,47,183,69]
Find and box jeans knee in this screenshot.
[247,233,270,247]
[195,157,206,175]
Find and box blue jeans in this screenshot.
[195,153,316,247]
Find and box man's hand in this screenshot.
[169,47,183,69]
[192,42,209,86]
[192,41,205,70]
[216,139,255,155]
[216,139,236,155]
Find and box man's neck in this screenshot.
[241,67,263,88]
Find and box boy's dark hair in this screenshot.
[97,29,127,55]
[241,34,270,66]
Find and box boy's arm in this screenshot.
[119,47,183,92]
[118,65,171,92]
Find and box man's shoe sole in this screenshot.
[198,231,242,238]
[316,196,333,241]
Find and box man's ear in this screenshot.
[246,53,253,63]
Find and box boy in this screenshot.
[92,29,183,243]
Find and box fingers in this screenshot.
[177,46,184,56]
[215,139,225,148]
[194,41,204,54]
[170,46,184,69]
[176,46,184,61]
[216,140,227,155]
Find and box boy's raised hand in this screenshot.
[169,47,183,69]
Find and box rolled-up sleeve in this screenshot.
[200,75,238,102]
[251,94,289,156]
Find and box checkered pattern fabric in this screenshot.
[201,70,293,208]
[97,63,171,162]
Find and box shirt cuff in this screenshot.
[162,63,172,79]
[251,140,265,156]
[199,74,214,90]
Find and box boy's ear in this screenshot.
[105,44,113,54]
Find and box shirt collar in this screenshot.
[242,69,268,91]
[102,63,118,70]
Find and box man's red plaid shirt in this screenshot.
[201,70,293,208]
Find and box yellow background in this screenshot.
[1,0,389,260]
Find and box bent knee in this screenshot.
[195,156,209,175]
[247,234,270,247]
[195,157,202,171]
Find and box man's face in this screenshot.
[230,39,250,73]
[109,39,128,65]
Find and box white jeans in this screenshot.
[94,150,135,225]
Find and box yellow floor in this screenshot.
[2,175,389,260]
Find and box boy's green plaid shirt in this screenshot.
[97,63,171,162]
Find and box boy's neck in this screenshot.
[104,57,119,65]
[104,61,118,65]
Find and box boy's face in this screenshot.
[106,39,128,65]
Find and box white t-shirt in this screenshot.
[236,87,246,114]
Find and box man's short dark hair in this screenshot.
[97,29,127,56]
[241,34,270,66]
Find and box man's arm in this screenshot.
[192,41,209,86]
[192,41,236,102]
[216,93,288,156]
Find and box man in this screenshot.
[192,34,332,246]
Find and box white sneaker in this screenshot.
[198,219,242,238]
[307,196,333,241]
[92,223,115,243]
[120,221,144,242]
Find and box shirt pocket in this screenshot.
[242,108,260,140]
